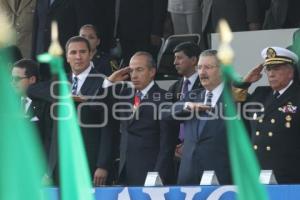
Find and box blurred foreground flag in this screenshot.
[0,23,47,200]
[37,21,94,200]
[218,19,269,200]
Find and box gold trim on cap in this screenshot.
[266,48,276,58]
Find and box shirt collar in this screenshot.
[72,65,92,81]
[277,80,293,96]
[205,82,224,107]
[138,81,155,99]
[184,72,198,85]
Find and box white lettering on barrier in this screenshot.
[117,186,236,200]
[206,186,237,200]
[142,188,169,200]
[180,187,202,200]
[118,187,131,200]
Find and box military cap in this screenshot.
[261,47,299,66]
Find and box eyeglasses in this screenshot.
[11,76,28,82]
[196,64,217,71]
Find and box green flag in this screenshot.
[0,51,47,200]
[221,65,269,200]
[38,53,94,200]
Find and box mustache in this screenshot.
[200,76,209,80]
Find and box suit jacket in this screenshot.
[23,96,53,159]
[202,0,261,32]
[263,0,300,29]
[118,0,167,40]
[0,0,36,58]
[246,83,300,183]
[167,88,232,185]
[168,76,201,103]
[28,68,113,176]
[72,68,113,173]
[116,83,176,185]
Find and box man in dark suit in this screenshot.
[28,36,113,186]
[164,49,232,185]
[262,0,300,29]
[117,0,168,66]
[167,42,202,174]
[104,52,177,185]
[11,59,52,160]
[237,47,300,183]
[168,42,202,103]
[66,36,114,186]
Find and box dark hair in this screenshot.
[13,59,40,81]
[65,36,91,53]
[79,24,101,38]
[173,42,201,58]
[132,51,156,69]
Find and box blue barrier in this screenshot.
[44,185,300,200]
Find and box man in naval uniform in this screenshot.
[238,46,300,183]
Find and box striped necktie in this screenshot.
[206,91,213,106]
[72,76,78,95]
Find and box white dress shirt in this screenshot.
[184,72,198,91]
[72,65,92,95]
[204,83,224,107]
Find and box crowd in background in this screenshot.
[1,0,300,71]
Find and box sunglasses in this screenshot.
[11,76,29,82]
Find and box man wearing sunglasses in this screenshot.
[238,46,300,183]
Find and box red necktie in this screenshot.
[134,91,142,108]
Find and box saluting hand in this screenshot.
[107,67,131,83]
[243,64,264,83]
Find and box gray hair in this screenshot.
[132,51,156,69]
[199,49,220,66]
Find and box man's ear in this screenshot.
[97,38,101,47]
[191,56,198,66]
[28,76,37,84]
[150,67,156,78]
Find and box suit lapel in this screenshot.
[79,68,103,96]
[176,79,184,99]
[195,90,207,139]
[197,90,224,140]
[17,0,32,13]
[128,83,159,127]
[192,76,201,90]
[5,0,17,13]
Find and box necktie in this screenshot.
[273,91,280,99]
[134,91,142,108]
[179,79,190,141]
[72,76,78,95]
[180,79,190,100]
[206,91,213,106]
